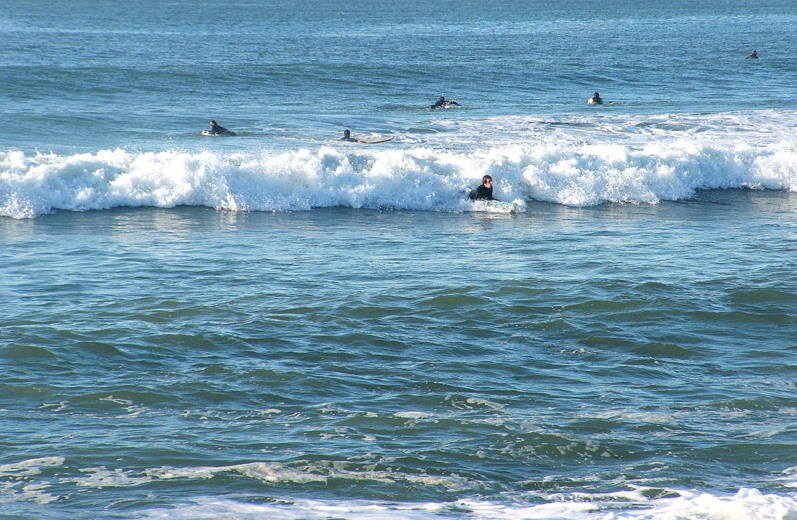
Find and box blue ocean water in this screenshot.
[2,1,797,519]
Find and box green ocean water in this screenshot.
[3,191,797,519]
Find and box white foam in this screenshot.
[136,498,450,520]
[2,457,795,519]
[132,488,797,520]
[0,457,64,505]
[0,457,65,477]
[638,488,797,520]
[142,460,472,490]
[394,411,433,420]
[74,467,154,488]
[2,111,796,218]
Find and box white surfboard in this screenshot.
[471,200,519,213]
[358,136,394,144]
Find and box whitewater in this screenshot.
[3,112,796,218]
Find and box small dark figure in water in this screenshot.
[431,96,461,109]
[340,129,360,142]
[747,49,759,59]
[587,92,603,105]
[206,120,235,136]
[468,175,497,201]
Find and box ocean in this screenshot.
[1,0,797,519]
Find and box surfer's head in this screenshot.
[482,175,493,186]
[343,129,350,138]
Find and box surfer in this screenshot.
[340,129,394,144]
[340,129,361,142]
[587,92,603,105]
[431,96,461,109]
[468,175,498,201]
[205,120,235,136]
[746,49,759,59]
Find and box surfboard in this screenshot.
[358,136,394,144]
[487,201,518,212]
[471,200,519,213]
[201,130,236,136]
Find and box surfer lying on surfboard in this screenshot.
[468,175,499,201]
[431,96,461,109]
[340,129,394,144]
[202,120,236,136]
[468,175,520,212]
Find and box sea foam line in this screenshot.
[1,138,795,218]
[132,488,797,520]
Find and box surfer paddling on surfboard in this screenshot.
[202,120,236,136]
[340,129,394,144]
[467,175,520,212]
[468,175,499,201]
[431,96,461,109]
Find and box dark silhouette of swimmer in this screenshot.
[340,129,361,142]
[468,175,498,201]
[431,96,461,109]
[587,92,603,105]
[747,50,759,59]
[205,120,235,136]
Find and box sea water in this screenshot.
[1,0,797,519]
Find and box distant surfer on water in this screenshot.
[341,129,361,142]
[204,120,235,136]
[746,49,759,59]
[340,129,394,144]
[468,175,498,201]
[587,92,603,105]
[431,96,461,109]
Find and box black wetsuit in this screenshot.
[469,184,494,200]
[431,97,460,109]
[208,124,234,135]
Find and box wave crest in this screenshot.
[2,137,796,218]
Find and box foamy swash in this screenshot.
[5,457,796,519]
[2,118,796,219]
[138,490,797,520]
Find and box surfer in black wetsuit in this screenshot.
[341,129,360,142]
[431,96,461,109]
[747,49,759,59]
[468,175,497,201]
[587,92,603,105]
[206,120,235,136]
